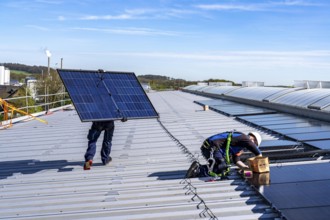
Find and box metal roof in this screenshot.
[271,88,330,108]
[183,85,330,123]
[2,90,330,219]
[226,87,292,101]
[0,91,282,220]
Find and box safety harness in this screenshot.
[206,131,233,179]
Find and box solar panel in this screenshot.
[252,163,330,220]
[274,126,330,135]
[210,105,275,116]
[194,99,276,117]
[194,99,234,106]
[262,122,317,130]
[57,69,159,122]
[305,140,330,150]
[287,131,330,141]
[259,140,299,148]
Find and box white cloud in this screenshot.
[195,4,263,11]
[78,7,203,21]
[58,16,66,21]
[276,0,323,6]
[80,14,133,20]
[195,1,323,11]
[89,50,330,67]
[79,8,157,20]
[73,27,181,36]
[35,0,62,4]
[25,25,50,31]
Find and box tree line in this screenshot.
[2,63,236,90]
[1,63,46,74]
[1,63,236,120]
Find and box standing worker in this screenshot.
[84,121,115,170]
[186,131,262,178]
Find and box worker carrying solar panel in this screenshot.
[84,121,115,170]
[185,131,262,179]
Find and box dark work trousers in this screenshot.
[201,146,227,175]
[85,121,115,163]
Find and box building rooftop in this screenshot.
[1,90,330,219]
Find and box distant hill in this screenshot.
[1,63,236,90]
[0,63,47,74]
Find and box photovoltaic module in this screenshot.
[57,69,159,122]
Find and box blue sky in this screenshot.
[1,0,330,86]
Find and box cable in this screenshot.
[157,118,218,219]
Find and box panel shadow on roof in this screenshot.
[57,69,159,122]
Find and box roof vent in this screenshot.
[242,81,264,87]
[208,82,233,86]
[294,80,330,89]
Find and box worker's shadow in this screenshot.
[148,170,187,180]
[0,159,83,180]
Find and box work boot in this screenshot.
[84,160,93,170]
[185,161,200,178]
[102,157,112,165]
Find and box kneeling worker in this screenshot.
[186,131,262,178]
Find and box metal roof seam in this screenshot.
[157,117,221,219]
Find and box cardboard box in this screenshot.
[248,156,270,173]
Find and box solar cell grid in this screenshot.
[194,99,234,106]
[305,140,330,149]
[274,126,330,135]
[262,122,316,130]
[252,163,330,220]
[259,140,299,148]
[287,131,330,141]
[239,114,297,121]
[210,105,275,116]
[57,69,158,122]
[252,118,306,126]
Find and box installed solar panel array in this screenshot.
[183,85,330,219]
[254,162,330,220]
[238,113,330,150]
[57,69,158,122]
[194,99,276,116]
[184,84,330,150]
[184,85,330,112]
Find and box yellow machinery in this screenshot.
[0,98,48,129]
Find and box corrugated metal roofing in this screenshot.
[183,85,330,122]
[1,91,283,220]
[199,86,239,95]
[226,87,292,101]
[271,88,330,108]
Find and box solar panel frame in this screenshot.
[210,105,275,116]
[57,69,159,122]
[194,99,235,106]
